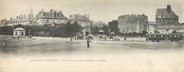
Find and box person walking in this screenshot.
[2,41,5,48]
[18,36,20,40]
[86,36,91,48]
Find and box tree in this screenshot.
[108,20,119,35]
[14,24,23,28]
[62,21,82,38]
[102,25,109,35]
[172,30,177,33]
[63,21,72,37]
[62,21,82,41]
[90,26,100,35]
[141,30,147,36]
[54,24,64,37]
[0,26,13,35]
[71,22,82,37]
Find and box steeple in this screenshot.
[29,8,34,23]
[31,8,33,15]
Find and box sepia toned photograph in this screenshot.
[0,0,184,72]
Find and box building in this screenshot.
[118,14,148,33]
[36,9,68,25]
[147,21,156,33]
[15,15,30,25]
[155,4,184,34]
[69,14,92,35]
[91,21,105,28]
[0,9,35,26]
[1,9,35,26]
[3,15,31,26]
[13,27,25,37]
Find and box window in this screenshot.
[162,11,164,13]
[153,35,156,37]
[158,15,161,18]
[174,35,176,37]
[156,20,159,22]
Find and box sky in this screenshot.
[0,0,183,23]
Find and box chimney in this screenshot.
[167,4,171,13]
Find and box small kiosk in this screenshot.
[13,27,25,38]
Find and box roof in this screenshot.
[36,10,68,20]
[167,33,183,35]
[146,33,164,35]
[156,8,178,18]
[118,14,148,19]
[156,24,183,29]
[14,28,25,31]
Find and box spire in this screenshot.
[31,7,34,17]
[29,7,34,23]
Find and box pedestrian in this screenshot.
[70,36,73,42]
[18,36,19,40]
[87,40,90,48]
[2,42,5,48]
[86,36,91,48]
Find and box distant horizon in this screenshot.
[0,0,183,24]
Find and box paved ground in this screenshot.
[0,36,184,72]
[0,36,183,55]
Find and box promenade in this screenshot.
[0,36,183,72]
[0,36,183,55]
